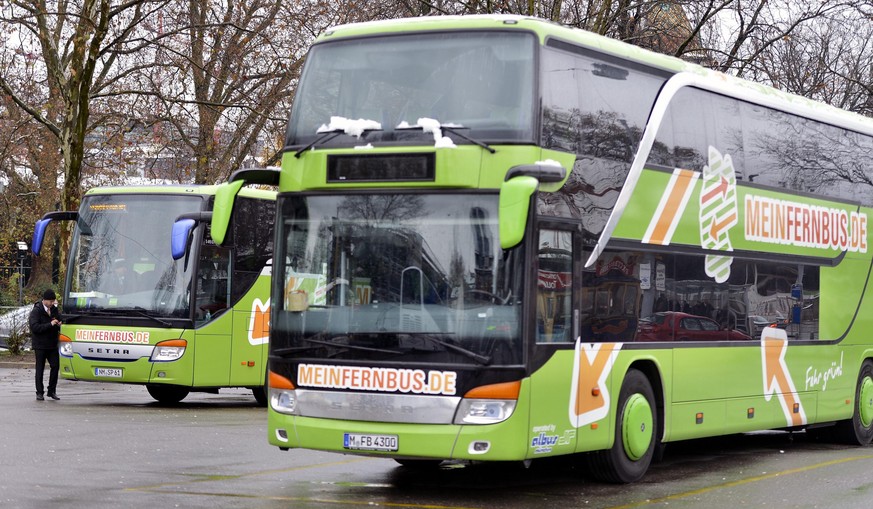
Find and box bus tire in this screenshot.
[587,369,656,483]
[834,360,873,445]
[252,387,268,406]
[394,459,443,469]
[146,384,190,404]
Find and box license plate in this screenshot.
[343,433,398,452]
[94,367,123,378]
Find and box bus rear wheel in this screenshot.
[587,369,657,483]
[834,360,873,445]
[146,384,190,404]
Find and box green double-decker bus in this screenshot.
[33,184,275,404]
[218,15,873,482]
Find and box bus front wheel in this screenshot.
[834,360,873,445]
[587,369,657,483]
[253,386,268,406]
[146,384,190,404]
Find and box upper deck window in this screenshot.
[286,31,537,147]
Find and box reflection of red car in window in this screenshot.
[636,312,753,342]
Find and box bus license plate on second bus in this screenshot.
[343,433,398,452]
[95,367,123,378]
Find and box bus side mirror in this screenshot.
[171,211,214,261]
[499,176,539,250]
[171,219,197,261]
[32,211,79,256]
[211,180,245,246]
[32,219,52,256]
[212,167,279,246]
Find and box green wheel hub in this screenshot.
[859,376,873,428]
[622,393,654,461]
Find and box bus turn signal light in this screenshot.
[269,371,295,390]
[463,380,521,400]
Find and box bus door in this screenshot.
[193,244,233,387]
[528,225,581,458]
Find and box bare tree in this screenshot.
[0,0,165,287]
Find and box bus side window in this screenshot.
[196,244,231,323]
[536,229,573,343]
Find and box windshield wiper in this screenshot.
[294,126,384,158]
[294,131,342,158]
[272,345,324,357]
[303,337,403,355]
[441,126,496,154]
[73,307,173,327]
[397,124,495,154]
[405,334,492,365]
[129,308,173,327]
[60,314,82,323]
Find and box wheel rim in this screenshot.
[622,393,654,461]
[859,376,873,428]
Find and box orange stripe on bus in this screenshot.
[649,169,695,245]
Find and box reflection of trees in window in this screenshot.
[539,44,664,232]
[337,195,425,223]
[649,87,873,205]
[746,106,873,200]
[540,108,645,234]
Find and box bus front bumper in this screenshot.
[268,412,529,462]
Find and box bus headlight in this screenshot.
[150,339,187,362]
[59,336,73,358]
[453,380,520,425]
[270,389,298,415]
[454,399,517,424]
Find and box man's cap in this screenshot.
[42,289,57,300]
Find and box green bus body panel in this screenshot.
[279,146,573,192]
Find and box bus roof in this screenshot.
[316,15,873,137]
[84,184,276,201]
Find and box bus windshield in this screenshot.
[286,31,536,147]
[65,194,204,318]
[274,193,523,366]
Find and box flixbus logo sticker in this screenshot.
[248,298,270,346]
[569,340,621,428]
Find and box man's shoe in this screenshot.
[36,394,44,401]
[48,393,60,400]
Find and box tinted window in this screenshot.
[228,197,275,305]
[579,249,820,342]
[650,87,873,205]
[539,43,667,234]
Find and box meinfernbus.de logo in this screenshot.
[297,364,458,396]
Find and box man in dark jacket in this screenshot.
[28,289,62,401]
